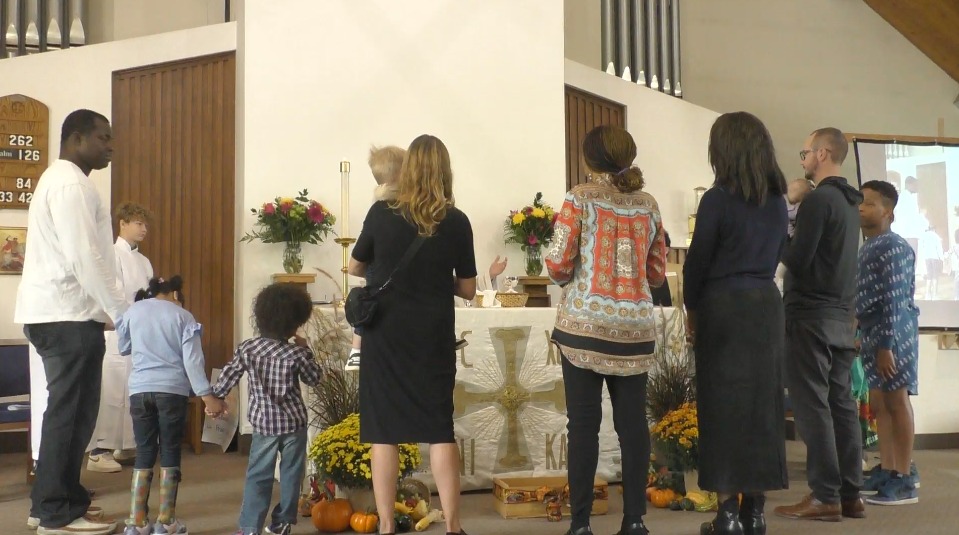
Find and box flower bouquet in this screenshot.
[652,402,699,474]
[307,413,421,490]
[503,192,557,276]
[241,189,335,273]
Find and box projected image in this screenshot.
[855,141,959,303]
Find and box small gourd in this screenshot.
[349,511,379,533]
[649,488,676,509]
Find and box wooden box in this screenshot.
[491,476,608,519]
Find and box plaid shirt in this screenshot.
[212,337,323,436]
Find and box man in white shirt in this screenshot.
[87,203,154,473]
[15,109,127,535]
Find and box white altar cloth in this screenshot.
[239,305,679,491]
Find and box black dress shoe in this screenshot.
[739,494,766,535]
[701,496,744,535]
[565,526,593,535]
[613,520,649,535]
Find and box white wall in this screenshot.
[564,60,718,240]
[915,336,959,435]
[86,0,225,44]
[0,23,237,340]
[679,0,959,178]
[564,0,600,69]
[238,0,567,337]
[564,1,959,177]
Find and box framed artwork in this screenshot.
[0,226,26,274]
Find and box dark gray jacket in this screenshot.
[782,176,863,320]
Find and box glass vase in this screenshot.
[283,241,304,274]
[524,245,544,276]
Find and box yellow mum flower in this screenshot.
[512,213,526,225]
[531,207,546,218]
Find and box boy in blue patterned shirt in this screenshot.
[855,181,920,506]
[212,283,324,535]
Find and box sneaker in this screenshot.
[265,523,292,535]
[28,507,105,530]
[862,467,892,495]
[455,338,469,350]
[153,519,188,534]
[910,460,921,489]
[114,449,137,463]
[866,474,918,506]
[37,516,116,535]
[87,452,122,473]
[124,524,154,535]
[344,352,361,371]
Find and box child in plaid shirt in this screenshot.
[212,284,323,535]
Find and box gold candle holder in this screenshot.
[334,237,356,305]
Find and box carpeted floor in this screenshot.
[1,440,957,535]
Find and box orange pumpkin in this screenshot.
[311,498,353,533]
[350,511,379,533]
[649,488,676,509]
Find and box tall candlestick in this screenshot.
[340,159,350,237]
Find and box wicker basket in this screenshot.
[477,292,529,308]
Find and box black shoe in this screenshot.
[565,526,593,535]
[739,494,766,535]
[701,496,744,535]
[613,520,649,535]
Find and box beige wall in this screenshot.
[564,0,959,176]
[86,0,225,44]
[681,0,959,176]
[565,0,600,69]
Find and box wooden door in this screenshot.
[111,52,236,372]
[564,85,627,191]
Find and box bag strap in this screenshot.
[373,235,427,294]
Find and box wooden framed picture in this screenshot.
[0,226,26,274]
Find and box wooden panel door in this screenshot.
[564,85,627,191]
[111,52,236,372]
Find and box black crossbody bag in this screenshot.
[344,236,426,327]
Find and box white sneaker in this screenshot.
[344,352,361,371]
[28,506,104,530]
[113,449,137,463]
[37,516,116,535]
[153,519,188,534]
[87,452,122,473]
[124,523,154,535]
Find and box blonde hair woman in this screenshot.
[348,135,476,535]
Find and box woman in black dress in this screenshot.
[349,134,476,535]
[683,112,788,535]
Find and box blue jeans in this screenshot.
[238,429,308,534]
[129,392,188,469]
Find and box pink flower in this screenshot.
[308,203,326,224]
[263,203,276,215]
[279,201,293,214]
[527,235,538,246]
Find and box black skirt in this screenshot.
[694,283,788,493]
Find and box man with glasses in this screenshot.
[775,127,866,523]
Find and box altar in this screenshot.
[238,305,680,491]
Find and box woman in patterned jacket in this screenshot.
[547,125,667,535]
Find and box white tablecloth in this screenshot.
[237,305,678,491]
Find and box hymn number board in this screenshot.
[0,95,49,209]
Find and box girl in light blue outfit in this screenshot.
[117,276,227,535]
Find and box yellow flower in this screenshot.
[512,213,526,225]
[279,197,295,205]
[531,208,546,218]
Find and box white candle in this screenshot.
[340,159,350,237]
